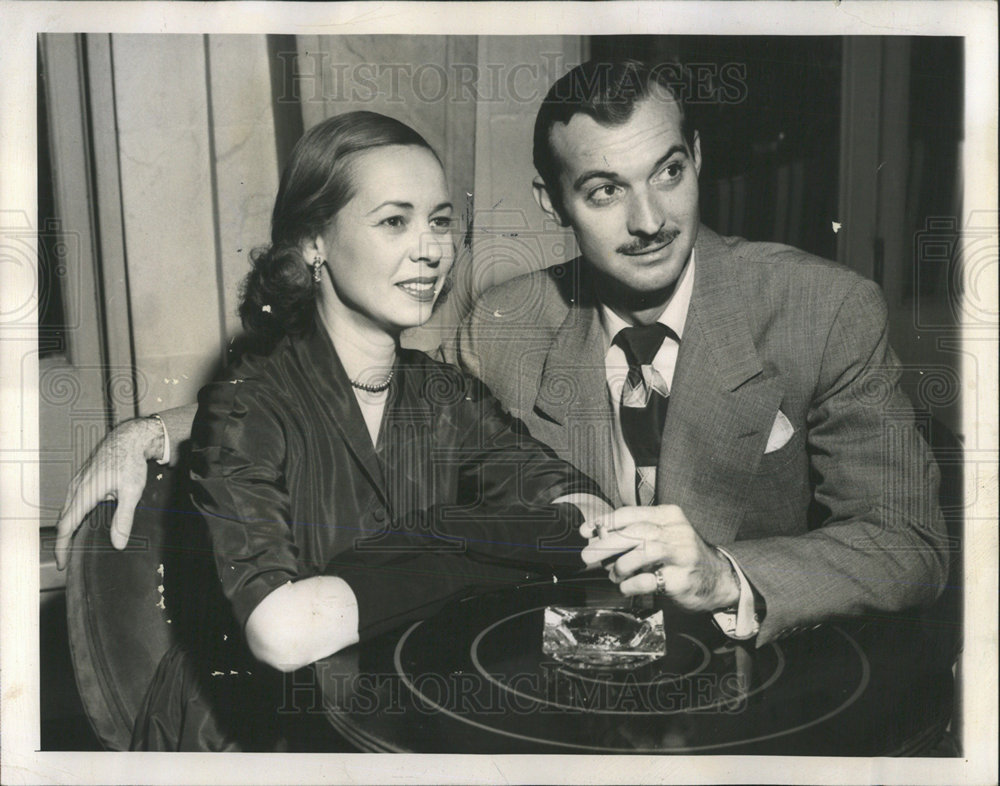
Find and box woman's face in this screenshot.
[315,145,455,334]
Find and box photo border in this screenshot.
[2,2,996,784]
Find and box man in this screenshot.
[56,59,948,646]
[450,59,948,644]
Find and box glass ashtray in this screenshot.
[542,605,666,670]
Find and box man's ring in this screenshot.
[653,565,668,595]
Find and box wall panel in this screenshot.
[472,37,581,296]
[111,35,222,413]
[206,35,281,340]
[36,35,108,533]
[97,35,281,411]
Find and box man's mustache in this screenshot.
[617,229,680,255]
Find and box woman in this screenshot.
[123,111,607,750]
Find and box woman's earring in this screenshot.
[312,256,323,283]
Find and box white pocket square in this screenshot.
[765,410,795,453]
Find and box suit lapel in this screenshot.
[297,327,389,507]
[657,228,783,544]
[532,276,621,506]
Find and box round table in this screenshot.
[315,578,954,754]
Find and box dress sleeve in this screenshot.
[189,377,299,630]
[360,369,603,564]
[332,369,608,640]
[447,373,605,557]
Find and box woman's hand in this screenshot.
[54,416,164,569]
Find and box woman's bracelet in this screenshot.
[148,413,171,466]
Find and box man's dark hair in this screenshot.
[532,59,697,214]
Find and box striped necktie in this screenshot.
[612,323,677,505]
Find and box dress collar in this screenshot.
[293,322,390,503]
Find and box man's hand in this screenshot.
[580,505,740,612]
[54,417,164,570]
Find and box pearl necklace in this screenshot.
[350,369,394,393]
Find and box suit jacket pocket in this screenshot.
[742,427,812,537]
[752,424,806,475]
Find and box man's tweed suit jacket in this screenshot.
[450,225,948,645]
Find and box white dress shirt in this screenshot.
[600,256,693,507]
[598,253,759,640]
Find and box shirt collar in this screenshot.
[598,249,695,352]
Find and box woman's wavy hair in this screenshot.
[239,111,441,342]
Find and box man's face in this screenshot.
[539,93,701,303]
